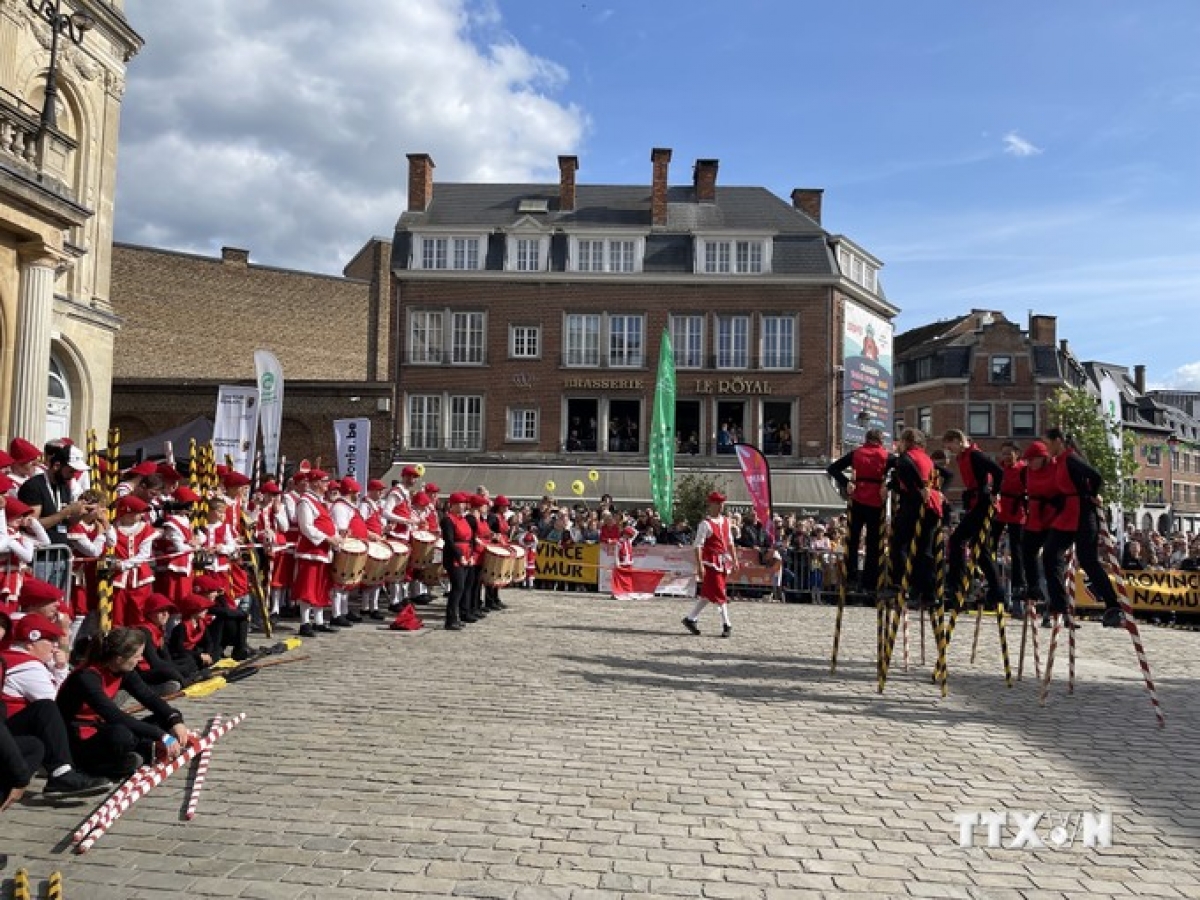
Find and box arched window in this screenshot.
[46,355,71,443]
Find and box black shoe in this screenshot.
[445,621,463,631]
[388,602,403,613]
[43,770,113,798]
[315,623,336,633]
[494,600,508,610]
[682,617,701,636]
[231,645,256,662]
[90,751,143,780]
[1102,607,1125,628]
[475,608,488,618]
[411,595,434,606]
[485,602,502,612]
[721,625,732,639]
[462,615,479,624]
[331,616,352,628]
[346,612,363,623]
[298,623,316,637]
[368,609,386,620]
[1041,614,1053,629]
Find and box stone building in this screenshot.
[0,0,141,445]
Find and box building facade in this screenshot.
[391,149,897,471]
[0,0,141,445]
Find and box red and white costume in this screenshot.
[156,512,196,603]
[695,514,736,606]
[110,520,157,627]
[67,519,110,617]
[293,491,335,609]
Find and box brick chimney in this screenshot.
[558,155,578,213]
[651,147,671,226]
[406,153,435,212]
[221,247,249,266]
[1134,364,1147,394]
[693,158,718,202]
[1028,313,1056,346]
[791,188,824,224]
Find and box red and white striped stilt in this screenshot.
[1039,616,1062,705]
[901,605,910,673]
[73,762,155,845]
[1099,527,1165,728]
[185,716,221,821]
[1064,549,1078,695]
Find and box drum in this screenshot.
[419,539,445,587]
[330,539,368,586]
[509,546,527,584]
[410,530,437,566]
[385,540,410,582]
[481,545,512,587]
[361,541,394,586]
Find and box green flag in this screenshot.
[649,330,676,519]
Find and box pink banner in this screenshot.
[734,443,775,542]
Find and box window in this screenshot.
[991,355,1014,383]
[449,396,483,450]
[967,404,991,437]
[451,312,485,364]
[760,315,795,369]
[1144,479,1165,505]
[408,395,441,450]
[1011,403,1036,438]
[419,236,481,270]
[408,311,443,364]
[1146,444,1162,466]
[702,239,765,274]
[574,238,638,273]
[917,407,932,435]
[510,325,540,359]
[836,244,879,293]
[716,316,749,368]
[670,315,704,369]
[514,238,541,272]
[608,315,644,368]
[508,408,538,442]
[565,314,601,367]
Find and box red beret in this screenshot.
[401,465,420,478]
[13,613,63,643]
[292,470,310,483]
[469,494,489,508]
[173,486,202,504]
[143,593,177,617]
[156,463,183,482]
[223,471,251,488]
[309,469,329,482]
[340,477,361,494]
[449,491,470,505]
[0,472,14,494]
[259,480,282,495]
[1022,441,1049,460]
[126,461,157,478]
[177,593,215,617]
[193,574,227,594]
[0,450,13,468]
[215,464,229,477]
[116,495,149,515]
[413,491,430,506]
[18,577,63,609]
[8,438,40,464]
[425,482,440,494]
[5,496,33,518]
[707,491,727,504]
[367,479,385,491]
[494,495,511,508]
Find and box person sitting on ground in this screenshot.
[167,593,218,673]
[192,573,254,661]
[57,627,191,779]
[135,593,192,693]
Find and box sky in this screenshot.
[116,1,1200,389]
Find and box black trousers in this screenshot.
[462,566,480,619]
[1021,529,1049,603]
[890,502,938,600]
[470,565,485,616]
[70,722,144,777]
[445,565,468,626]
[0,727,41,794]
[7,700,72,773]
[948,503,1002,604]
[999,521,1026,599]
[1043,511,1119,614]
[846,501,884,590]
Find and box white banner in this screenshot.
[597,544,696,595]
[254,350,284,478]
[333,418,371,482]
[213,385,260,476]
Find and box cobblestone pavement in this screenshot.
[2,592,1199,899]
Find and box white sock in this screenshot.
[269,589,283,615]
[314,608,326,625]
[688,598,707,620]
[300,603,312,625]
[719,605,732,627]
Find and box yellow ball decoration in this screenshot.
[545,480,557,493]
[588,469,600,483]
[415,463,425,476]
[572,480,585,496]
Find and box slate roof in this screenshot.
[894,315,969,358]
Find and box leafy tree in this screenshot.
[673,471,730,526]
[1045,386,1145,510]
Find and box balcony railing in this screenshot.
[400,350,488,366]
[0,87,78,189]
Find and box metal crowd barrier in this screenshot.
[32,545,74,596]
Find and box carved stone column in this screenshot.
[8,242,64,443]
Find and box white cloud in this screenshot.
[1002,131,1043,158]
[117,0,587,274]
[1163,363,1200,391]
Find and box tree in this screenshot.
[673,471,731,527]
[1045,386,1145,510]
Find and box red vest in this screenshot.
[112,522,156,588]
[161,514,194,574]
[903,448,942,517]
[849,444,889,507]
[294,495,336,562]
[700,516,734,573]
[73,665,123,739]
[997,461,1027,526]
[447,514,473,567]
[0,648,40,717]
[473,516,493,564]
[1025,462,1058,533]
[1048,450,1082,532]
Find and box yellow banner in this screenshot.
[536,542,601,585]
[1075,569,1200,613]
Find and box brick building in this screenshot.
[894,310,1087,455]
[387,148,897,504]
[1150,389,1200,534]
[109,240,394,472]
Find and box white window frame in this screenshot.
[407,395,442,450]
[696,236,772,275]
[408,310,444,364]
[449,395,484,451]
[968,404,992,437]
[564,314,601,367]
[510,324,541,359]
[415,233,485,270]
[570,236,644,273]
[507,408,539,442]
[451,311,486,365]
[670,314,705,369]
[608,314,644,368]
[716,315,750,369]
[836,242,880,294]
[760,314,795,370]
[506,234,549,272]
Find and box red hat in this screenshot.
[193,573,227,595]
[449,491,470,505]
[259,480,282,495]
[0,472,13,493]
[223,471,251,489]
[621,525,637,538]
[18,577,63,610]
[309,469,330,482]
[367,479,385,491]
[156,462,183,483]
[8,438,40,464]
[292,470,310,483]
[96,457,110,474]
[13,613,64,643]
[707,491,727,504]
[173,486,202,504]
[0,449,13,468]
[4,496,33,518]
[177,593,215,617]
[469,494,489,508]
[413,491,430,506]
[340,477,361,494]
[215,464,230,477]
[116,495,149,516]
[126,461,157,478]
[494,495,511,508]
[401,465,420,478]
[143,593,177,617]
[1022,441,1050,461]
[424,482,440,494]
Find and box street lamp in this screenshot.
[27,0,95,133]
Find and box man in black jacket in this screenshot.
[943,429,1006,610]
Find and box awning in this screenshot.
[377,462,844,515]
[120,417,214,464]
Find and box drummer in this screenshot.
[292,469,342,637]
[485,496,512,611]
[330,477,369,626]
[467,495,493,622]
[405,491,437,607]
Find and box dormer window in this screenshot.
[416,234,485,270]
[570,236,643,273]
[506,235,549,272]
[695,237,771,274]
[836,242,880,294]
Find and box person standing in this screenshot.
[1018,441,1055,623]
[942,429,1005,610]
[440,493,474,631]
[995,441,1028,614]
[887,429,942,604]
[292,470,341,637]
[682,491,739,638]
[826,428,890,593]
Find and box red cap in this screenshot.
[309,469,330,482]
[96,457,110,474]
[425,482,440,494]
[143,593,177,617]
[8,438,40,464]
[292,470,310,483]
[0,472,13,493]
[4,496,33,518]
[126,461,157,478]
[469,494,489,508]
[0,450,13,468]
[260,480,282,495]
[413,491,430,506]
[367,479,385,492]
[223,471,251,489]
[173,486,202,504]
[177,593,215,617]
[193,573,227,595]
[116,495,149,516]
[494,495,511,508]
[340,477,361,494]
[1022,441,1050,460]
[449,491,470,505]
[622,525,637,538]
[707,491,727,504]
[13,613,64,643]
[156,463,183,483]
[401,465,420,478]
[215,464,229,477]
[18,577,63,609]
